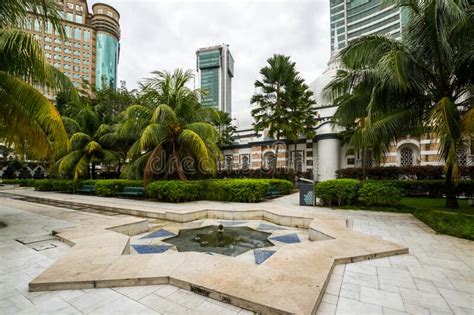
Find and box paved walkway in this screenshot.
[0,189,473,314]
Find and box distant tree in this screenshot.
[211,111,237,147]
[251,54,317,171]
[93,81,138,125]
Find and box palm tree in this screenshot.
[251,54,317,171]
[57,106,117,182]
[211,111,236,147]
[0,0,76,160]
[325,0,474,208]
[119,69,221,182]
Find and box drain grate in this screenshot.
[32,243,57,251]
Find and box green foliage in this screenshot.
[93,179,143,197]
[145,180,201,202]
[1,179,34,186]
[204,179,269,203]
[413,210,474,240]
[119,70,221,181]
[33,179,74,193]
[326,0,474,208]
[145,179,293,203]
[358,182,403,206]
[315,179,361,206]
[211,111,237,146]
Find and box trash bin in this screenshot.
[299,181,314,206]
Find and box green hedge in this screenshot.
[93,180,143,197]
[30,178,293,203]
[145,179,293,203]
[358,182,403,206]
[368,180,474,198]
[1,179,35,186]
[33,179,74,193]
[315,179,361,206]
[146,180,201,202]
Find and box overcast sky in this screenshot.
[89,0,331,128]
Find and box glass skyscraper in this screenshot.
[196,44,234,114]
[330,0,407,53]
[23,0,121,93]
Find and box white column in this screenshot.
[317,136,340,182]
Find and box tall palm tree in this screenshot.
[325,0,474,208]
[251,54,317,171]
[119,69,220,182]
[0,0,76,160]
[57,106,117,182]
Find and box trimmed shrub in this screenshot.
[146,180,201,202]
[204,179,270,203]
[94,180,143,197]
[337,165,474,180]
[33,179,74,193]
[358,182,403,206]
[265,179,294,195]
[1,179,34,186]
[315,179,361,206]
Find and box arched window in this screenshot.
[225,156,233,171]
[241,155,249,170]
[263,152,275,169]
[400,147,414,166]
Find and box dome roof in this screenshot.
[309,58,341,107]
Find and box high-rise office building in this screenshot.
[330,0,408,53]
[196,44,234,114]
[23,0,120,95]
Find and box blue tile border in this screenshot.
[269,233,301,244]
[140,229,176,239]
[254,249,276,264]
[132,244,172,254]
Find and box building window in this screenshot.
[64,48,71,54]
[73,51,80,56]
[83,30,90,42]
[34,19,40,32]
[54,47,61,52]
[44,36,52,42]
[107,11,113,17]
[64,64,70,69]
[64,56,71,62]
[98,9,103,14]
[73,42,80,48]
[67,2,74,10]
[74,28,81,40]
[400,147,414,166]
[76,5,83,11]
[263,152,275,169]
[347,158,355,165]
[66,12,73,22]
[294,152,303,172]
[76,15,83,23]
[23,17,32,30]
[65,26,71,38]
[53,54,61,60]
[44,45,51,50]
[73,58,80,64]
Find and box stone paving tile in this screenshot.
[336,297,383,314]
[359,287,405,311]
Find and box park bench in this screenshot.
[118,186,144,198]
[76,185,95,194]
[266,185,281,198]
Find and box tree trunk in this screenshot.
[273,140,279,178]
[171,142,187,181]
[361,147,367,180]
[445,163,459,209]
[90,163,96,180]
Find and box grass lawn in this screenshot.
[339,197,474,240]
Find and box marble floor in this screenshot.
[0,191,473,314]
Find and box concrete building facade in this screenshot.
[23,0,120,95]
[196,44,234,114]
